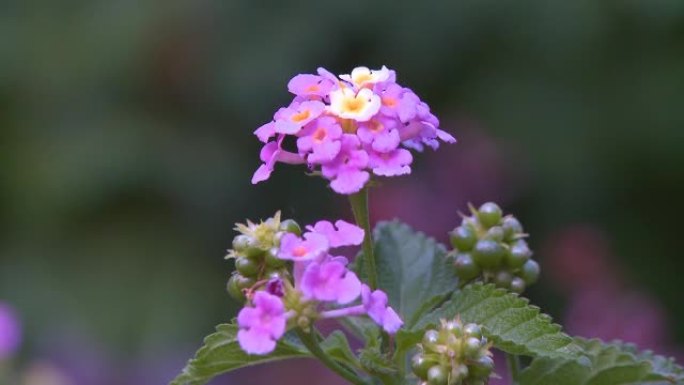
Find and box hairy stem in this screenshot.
[349,187,378,289]
[506,352,521,385]
[296,328,366,385]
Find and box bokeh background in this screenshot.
[1,1,683,384]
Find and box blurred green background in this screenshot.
[1,0,683,384]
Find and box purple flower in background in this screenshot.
[251,65,456,194]
[306,220,364,248]
[237,292,288,355]
[0,303,21,359]
[361,285,403,334]
[300,260,362,304]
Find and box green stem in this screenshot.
[349,187,378,289]
[506,352,521,385]
[296,328,366,385]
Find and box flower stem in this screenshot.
[348,187,378,289]
[296,328,366,385]
[506,352,521,385]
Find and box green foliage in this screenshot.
[411,283,580,359]
[519,338,684,385]
[353,220,458,328]
[319,331,362,372]
[170,324,309,385]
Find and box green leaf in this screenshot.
[519,338,684,385]
[319,330,362,372]
[414,283,581,359]
[170,324,309,385]
[353,220,458,329]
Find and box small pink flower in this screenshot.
[274,100,325,135]
[307,220,364,248]
[361,285,403,334]
[357,116,401,153]
[300,260,362,304]
[288,74,335,98]
[278,232,329,261]
[321,135,370,194]
[367,147,413,176]
[375,83,419,123]
[297,117,343,163]
[237,292,287,355]
[251,139,306,184]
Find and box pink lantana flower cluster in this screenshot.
[252,66,456,194]
[237,219,402,355]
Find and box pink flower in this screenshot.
[251,66,456,194]
[321,135,370,194]
[300,260,362,304]
[361,285,403,334]
[297,117,343,163]
[288,74,335,98]
[375,83,419,123]
[367,148,413,176]
[274,100,325,135]
[0,303,21,359]
[306,220,364,248]
[278,232,329,261]
[251,139,306,184]
[357,116,401,153]
[237,292,288,355]
[340,66,391,89]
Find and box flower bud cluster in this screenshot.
[226,212,301,302]
[449,202,540,293]
[228,212,403,355]
[412,318,493,385]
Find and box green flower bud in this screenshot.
[236,275,256,290]
[485,226,505,242]
[232,234,253,252]
[464,337,483,357]
[450,225,477,251]
[443,319,463,338]
[423,329,440,348]
[279,219,301,236]
[427,365,449,385]
[265,247,286,268]
[494,270,513,288]
[520,260,540,285]
[244,244,265,259]
[226,274,244,301]
[418,319,492,384]
[477,202,502,228]
[411,354,435,379]
[505,240,531,268]
[468,355,494,380]
[235,257,260,276]
[502,216,523,241]
[510,277,526,294]
[472,239,505,268]
[452,364,469,381]
[454,253,481,281]
[463,323,482,339]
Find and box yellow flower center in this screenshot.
[291,110,311,123]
